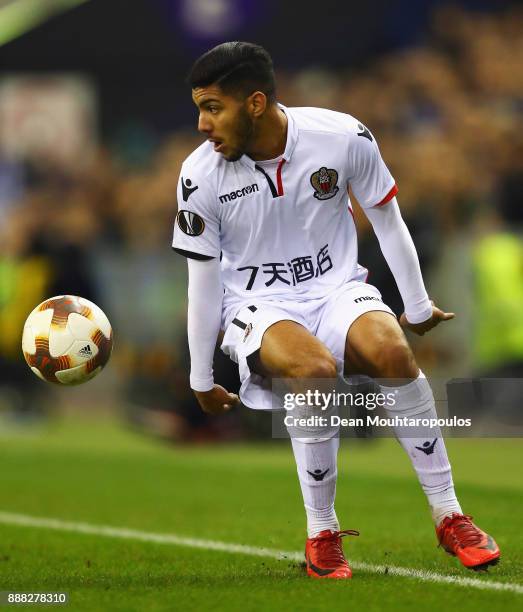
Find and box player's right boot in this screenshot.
[436,513,500,570]
[305,529,359,579]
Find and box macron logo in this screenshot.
[181,177,198,202]
[354,295,382,304]
[219,183,259,204]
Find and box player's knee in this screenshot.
[288,353,338,380]
[375,342,418,379]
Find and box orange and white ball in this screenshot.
[22,295,113,385]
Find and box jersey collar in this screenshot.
[239,103,297,170]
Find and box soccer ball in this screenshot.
[22,295,113,385]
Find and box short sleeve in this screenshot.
[347,123,397,209]
[172,169,220,258]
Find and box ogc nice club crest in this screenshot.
[310,167,340,201]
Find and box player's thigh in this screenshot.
[250,320,337,380]
[345,310,418,379]
[316,282,395,375]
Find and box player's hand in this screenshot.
[399,302,455,336]
[193,384,240,415]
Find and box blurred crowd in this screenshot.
[1,6,522,437]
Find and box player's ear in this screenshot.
[248,91,267,118]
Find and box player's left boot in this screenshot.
[305,529,359,579]
[436,513,500,570]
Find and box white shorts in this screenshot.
[220,281,395,410]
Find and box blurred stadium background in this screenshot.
[0,0,522,437]
[0,2,522,609]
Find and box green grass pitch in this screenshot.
[0,417,521,611]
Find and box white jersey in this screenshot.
[172,105,397,323]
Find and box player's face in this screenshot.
[192,85,255,162]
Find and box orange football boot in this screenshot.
[436,513,500,570]
[305,529,359,579]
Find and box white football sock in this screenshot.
[381,371,462,525]
[290,435,340,538]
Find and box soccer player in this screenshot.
[172,42,500,578]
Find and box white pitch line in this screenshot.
[0,511,521,595]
